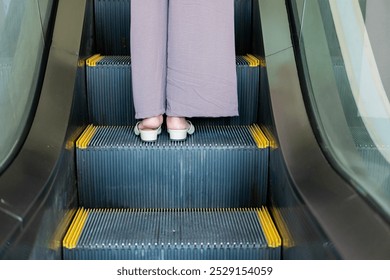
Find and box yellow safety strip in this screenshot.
[257,207,282,248]
[62,208,89,249]
[50,209,77,250]
[249,124,269,149]
[260,125,278,149]
[76,125,97,149]
[66,126,87,150]
[271,207,294,248]
[86,54,104,67]
[243,54,260,67]
[247,54,260,66]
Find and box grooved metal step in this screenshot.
[86,55,263,126]
[63,207,281,260]
[76,124,269,208]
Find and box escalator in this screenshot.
[0,0,389,260]
[62,0,281,260]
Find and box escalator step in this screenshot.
[76,124,269,208]
[86,55,134,125]
[86,55,261,126]
[63,207,281,260]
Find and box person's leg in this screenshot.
[166,0,238,125]
[131,0,168,130]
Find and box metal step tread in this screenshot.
[63,207,281,260]
[77,124,268,149]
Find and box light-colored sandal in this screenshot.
[167,121,195,141]
[134,122,162,142]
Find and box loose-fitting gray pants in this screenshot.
[131,0,238,119]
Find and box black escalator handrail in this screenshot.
[258,0,390,259]
[0,0,87,257]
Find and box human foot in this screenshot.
[137,115,163,130]
[134,115,163,141]
[166,116,195,141]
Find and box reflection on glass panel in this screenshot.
[38,0,54,37]
[0,0,53,171]
[290,0,390,217]
[365,1,390,101]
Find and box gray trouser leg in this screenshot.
[166,0,238,117]
[131,0,238,119]
[131,0,168,119]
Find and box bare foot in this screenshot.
[138,115,163,130]
[166,116,189,130]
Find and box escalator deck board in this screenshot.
[63,207,281,260]
[76,124,269,208]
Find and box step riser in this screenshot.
[87,60,134,125]
[76,126,268,208]
[87,56,261,126]
[78,147,268,208]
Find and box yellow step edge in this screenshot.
[243,54,260,67]
[260,125,278,149]
[63,208,89,249]
[249,124,269,149]
[50,209,77,250]
[66,126,87,150]
[76,125,97,149]
[86,54,105,67]
[271,207,294,248]
[247,54,260,67]
[257,207,282,248]
[86,54,100,66]
[243,55,256,67]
